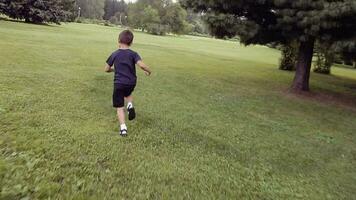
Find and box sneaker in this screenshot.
[128,107,136,121]
[120,129,127,137]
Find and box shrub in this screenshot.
[279,41,298,71]
[109,16,119,25]
[313,42,334,74]
[146,23,169,36]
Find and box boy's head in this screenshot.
[119,30,134,46]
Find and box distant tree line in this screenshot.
[0,0,76,24]
[0,0,208,36]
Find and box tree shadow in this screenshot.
[0,17,58,27]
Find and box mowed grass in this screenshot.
[1,20,356,199]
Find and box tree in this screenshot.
[104,0,127,21]
[75,0,104,19]
[128,0,188,35]
[186,10,208,35]
[203,13,240,39]
[142,5,161,34]
[162,4,188,34]
[103,0,114,20]
[0,0,75,24]
[182,0,356,92]
[60,0,77,22]
[127,2,145,30]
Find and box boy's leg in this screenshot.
[117,107,126,125]
[124,85,136,121]
[117,107,127,135]
[125,95,134,108]
[113,84,127,136]
[125,95,136,121]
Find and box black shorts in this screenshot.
[113,83,135,108]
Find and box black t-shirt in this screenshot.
[106,49,141,85]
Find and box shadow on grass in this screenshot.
[0,17,58,27]
[285,87,356,112]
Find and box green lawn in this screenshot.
[1,20,356,199]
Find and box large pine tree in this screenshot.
[182,0,356,91]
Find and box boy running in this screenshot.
[105,30,152,136]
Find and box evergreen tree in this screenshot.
[103,0,114,20]
[182,0,356,91]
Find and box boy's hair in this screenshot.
[119,30,134,46]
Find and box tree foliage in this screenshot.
[182,0,356,91]
[162,4,188,34]
[128,0,189,35]
[185,9,208,35]
[104,0,127,21]
[75,0,104,19]
[0,0,75,24]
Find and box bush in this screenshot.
[313,42,334,74]
[279,42,298,71]
[146,23,169,35]
[109,16,119,25]
[75,17,107,26]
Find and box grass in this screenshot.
[1,20,356,199]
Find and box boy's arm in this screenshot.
[104,63,114,73]
[137,60,152,76]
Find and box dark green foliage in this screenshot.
[104,0,127,21]
[186,10,208,35]
[279,41,298,71]
[203,13,240,39]
[182,0,356,44]
[60,0,77,22]
[0,0,75,24]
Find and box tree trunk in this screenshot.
[292,38,315,92]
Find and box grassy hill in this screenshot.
[1,20,356,199]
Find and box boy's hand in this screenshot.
[137,60,151,76]
[145,71,151,76]
[104,64,114,73]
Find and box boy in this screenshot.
[105,30,152,137]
